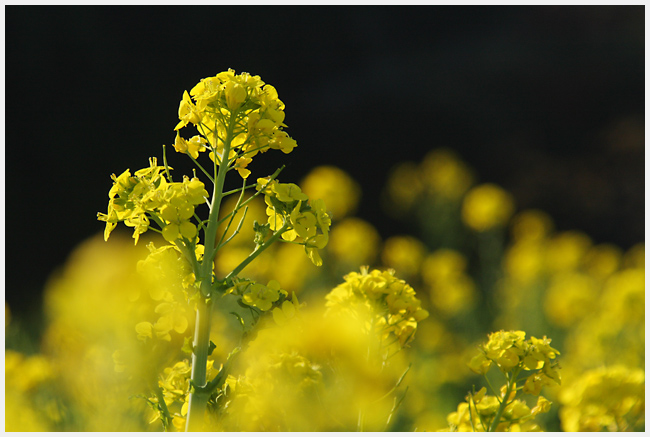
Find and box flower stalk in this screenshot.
[185,296,214,431]
[98,69,328,432]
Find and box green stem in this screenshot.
[153,384,173,431]
[185,115,236,432]
[225,222,290,281]
[185,297,214,431]
[216,178,247,250]
[200,116,235,285]
[488,370,519,432]
[188,153,215,185]
[215,166,284,227]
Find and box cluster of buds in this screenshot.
[174,69,297,178]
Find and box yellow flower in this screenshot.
[272,299,298,326]
[531,396,551,415]
[274,182,309,203]
[558,366,644,432]
[420,148,474,199]
[175,90,201,130]
[234,156,252,179]
[510,209,554,242]
[583,243,622,280]
[242,281,281,311]
[224,81,247,110]
[269,130,297,154]
[421,249,467,285]
[622,242,644,269]
[326,268,427,351]
[135,321,153,341]
[461,183,515,232]
[468,352,491,375]
[383,161,424,215]
[290,201,318,240]
[300,166,361,219]
[544,231,591,273]
[504,240,545,285]
[381,235,427,277]
[543,273,597,327]
[304,234,328,266]
[422,250,477,317]
[327,218,380,267]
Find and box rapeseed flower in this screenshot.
[461,183,515,232]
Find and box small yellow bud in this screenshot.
[224,81,247,110]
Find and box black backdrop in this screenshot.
[5,6,645,316]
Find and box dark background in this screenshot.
[5,6,645,317]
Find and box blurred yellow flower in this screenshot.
[381,235,427,277]
[383,161,423,214]
[558,365,644,431]
[421,249,467,285]
[301,166,361,219]
[583,243,622,280]
[421,249,477,316]
[426,278,476,317]
[222,306,410,431]
[328,218,381,268]
[622,242,645,269]
[461,183,515,232]
[504,240,545,285]
[543,273,598,328]
[545,231,591,273]
[420,148,474,199]
[510,209,554,242]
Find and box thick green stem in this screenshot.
[185,297,214,431]
[185,115,236,432]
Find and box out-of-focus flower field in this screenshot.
[5,149,644,432]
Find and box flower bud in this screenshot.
[224,81,247,110]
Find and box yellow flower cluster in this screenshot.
[558,365,644,432]
[469,330,561,390]
[257,177,331,266]
[325,268,429,352]
[133,242,198,342]
[218,303,412,432]
[227,277,302,328]
[443,387,552,432]
[174,69,297,178]
[421,249,477,317]
[229,278,281,312]
[384,149,474,215]
[97,158,209,244]
[149,359,219,431]
[5,351,55,431]
[221,352,323,431]
[440,330,560,432]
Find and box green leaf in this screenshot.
[208,340,217,356]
